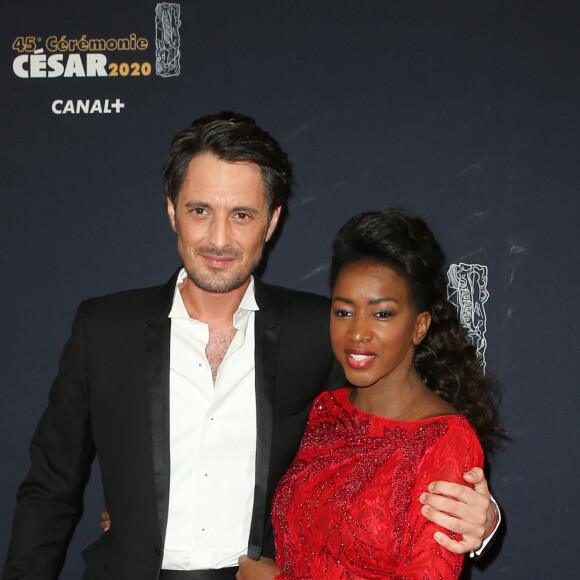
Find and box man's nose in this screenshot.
[207,216,231,248]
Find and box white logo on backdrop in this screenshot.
[447,263,489,372]
[155,3,181,77]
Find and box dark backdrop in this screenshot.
[1,1,578,577]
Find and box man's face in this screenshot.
[167,153,281,293]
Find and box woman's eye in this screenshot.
[333,309,352,318]
[374,310,392,319]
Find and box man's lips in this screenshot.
[203,254,235,268]
[199,252,239,268]
[195,245,241,268]
[345,349,376,369]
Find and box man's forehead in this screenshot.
[179,153,266,203]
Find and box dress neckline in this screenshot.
[333,387,466,425]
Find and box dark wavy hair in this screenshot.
[163,111,292,217]
[330,208,502,451]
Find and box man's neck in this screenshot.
[178,275,250,327]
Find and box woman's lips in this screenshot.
[345,349,376,369]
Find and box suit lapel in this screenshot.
[145,271,178,548]
[248,281,280,559]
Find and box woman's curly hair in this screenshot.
[330,208,502,451]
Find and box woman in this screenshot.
[238,208,501,579]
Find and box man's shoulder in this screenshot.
[79,272,177,320]
[84,282,165,305]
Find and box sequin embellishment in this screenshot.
[271,389,484,579]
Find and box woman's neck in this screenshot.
[349,372,456,420]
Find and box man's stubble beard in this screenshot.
[180,244,265,294]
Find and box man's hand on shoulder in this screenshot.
[420,467,496,554]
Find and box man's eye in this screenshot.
[192,207,207,215]
[234,212,250,219]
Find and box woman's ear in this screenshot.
[413,311,432,345]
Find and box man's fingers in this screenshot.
[422,502,486,537]
[100,510,111,532]
[426,481,490,509]
[462,466,484,483]
[422,473,495,553]
[421,491,489,524]
[433,531,480,554]
[463,467,490,496]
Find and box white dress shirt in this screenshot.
[162,269,258,570]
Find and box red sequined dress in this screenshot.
[271,388,484,579]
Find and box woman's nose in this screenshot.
[347,320,372,343]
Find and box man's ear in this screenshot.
[413,311,432,345]
[265,206,282,242]
[167,197,176,232]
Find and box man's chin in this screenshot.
[187,271,249,294]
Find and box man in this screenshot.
[3,112,498,579]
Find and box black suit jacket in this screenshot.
[3,272,343,580]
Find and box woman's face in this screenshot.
[330,260,430,390]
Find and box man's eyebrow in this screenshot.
[232,205,260,213]
[183,200,210,208]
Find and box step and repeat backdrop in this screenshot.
[1,1,578,577]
